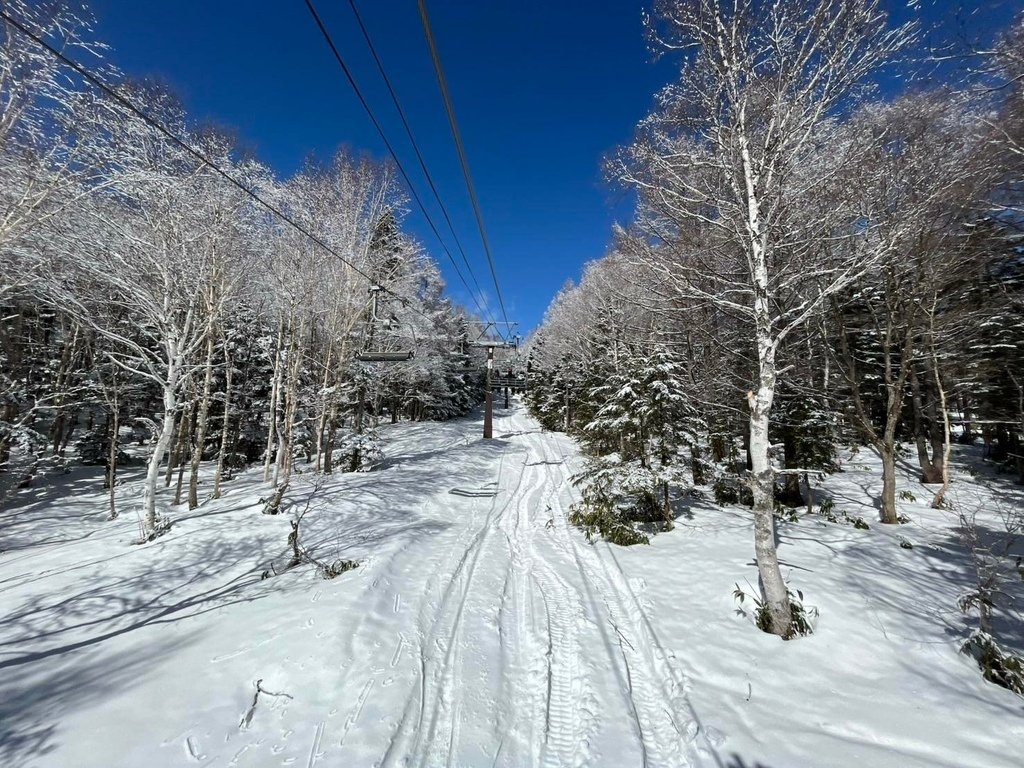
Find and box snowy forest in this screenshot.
[0,2,487,530]
[528,1,1024,644]
[2,0,1024,767]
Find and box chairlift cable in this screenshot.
[0,9,438,326]
[302,0,495,328]
[345,0,497,330]
[416,0,513,340]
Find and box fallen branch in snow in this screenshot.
[611,621,636,652]
[239,678,294,729]
[263,478,359,581]
[132,514,171,545]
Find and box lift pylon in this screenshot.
[464,327,518,439]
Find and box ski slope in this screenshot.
[1,403,1021,767]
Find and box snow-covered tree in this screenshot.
[615,0,913,637]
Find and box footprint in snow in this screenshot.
[185,736,205,761]
[703,725,726,747]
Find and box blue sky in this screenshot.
[89,0,1020,333]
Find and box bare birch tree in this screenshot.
[617,0,912,637]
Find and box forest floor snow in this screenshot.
[1,402,1022,768]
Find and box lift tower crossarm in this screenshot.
[467,337,516,438]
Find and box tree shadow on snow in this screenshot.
[828,522,1024,714]
[0,633,195,765]
[725,756,775,768]
[0,532,274,669]
[293,437,515,562]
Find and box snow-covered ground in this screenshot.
[1,403,1022,767]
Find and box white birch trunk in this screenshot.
[741,126,793,639]
[187,330,216,510]
[263,316,285,483]
[144,379,177,535]
[213,339,233,500]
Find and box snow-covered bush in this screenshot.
[568,457,659,546]
[960,631,1024,696]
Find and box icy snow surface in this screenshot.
[1,403,1022,767]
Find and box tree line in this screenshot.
[0,0,485,535]
[526,0,1024,641]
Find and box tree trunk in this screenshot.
[164,409,183,488]
[960,395,974,443]
[930,333,952,509]
[662,481,673,531]
[690,441,706,485]
[780,424,803,506]
[313,343,334,472]
[50,411,65,456]
[749,388,792,638]
[879,440,899,524]
[212,339,233,500]
[350,386,365,473]
[106,396,119,520]
[910,366,943,483]
[59,410,78,455]
[277,321,304,485]
[323,401,337,474]
[143,387,177,534]
[174,402,196,506]
[263,316,285,483]
[563,383,570,431]
[188,332,216,509]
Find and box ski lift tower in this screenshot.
[467,323,517,439]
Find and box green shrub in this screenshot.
[568,504,650,546]
[568,458,655,546]
[712,477,740,505]
[733,584,817,639]
[961,630,1024,695]
[712,475,752,507]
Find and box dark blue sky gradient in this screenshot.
[88,0,1020,332]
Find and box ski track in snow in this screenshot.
[376,406,697,768]
[4,404,1023,768]
[528,422,696,768]
[0,405,697,768]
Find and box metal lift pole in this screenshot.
[484,345,494,439]
[467,325,517,440]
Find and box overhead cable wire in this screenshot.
[302,0,495,327]
[416,0,512,338]
[345,0,495,328]
[0,8,437,323]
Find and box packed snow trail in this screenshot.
[0,402,702,767]
[328,403,703,768]
[4,402,1024,768]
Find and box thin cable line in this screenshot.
[0,7,436,323]
[416,0,512,338]
[302,0,494,326]
[346,0,494,326]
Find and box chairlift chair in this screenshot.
[354,285,415,363]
